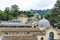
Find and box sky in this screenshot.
[0,0,57,10]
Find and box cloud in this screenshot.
[0,0,57,10]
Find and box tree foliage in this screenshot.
[0,10,7,20]
[45,0,60,29]
[0,4,34,20]
[11,4,20,17]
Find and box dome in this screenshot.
[38,18,50,27]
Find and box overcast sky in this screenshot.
[0,0,57,10]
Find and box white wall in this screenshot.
[37,35,45,40]
[45,28,58,40]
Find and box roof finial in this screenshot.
[43,15,45,19]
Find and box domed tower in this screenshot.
[38,18,50,27]
[38,17,51,30]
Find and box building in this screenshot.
[0,14,60,40]
[17,14,28,24]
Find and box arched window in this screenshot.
[49,32,54,40]
[34,26,36,28]
[41,37,44,40]
[4,32,8,35]
[27,32,30,34]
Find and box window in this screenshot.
[4,32,8,35]
[34,26,36,28]
[41,37,44,40]
[16,32,20,34]
[27,32,30,34]
[49,32,54,40]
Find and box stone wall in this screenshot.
[2,35,37,40]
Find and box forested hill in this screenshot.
[0,4,51,21]
[30,9,51,14]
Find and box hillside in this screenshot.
[30,9,51,14]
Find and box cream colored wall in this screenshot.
[32,22,38,28]
[58,36,60,40]
[38,27,60,40]
[18,17,22,21]
[37,35,45,40]
[18,17,28,23]
[45,28,59,40]
[39,27,47,30]
[21,17,28,23]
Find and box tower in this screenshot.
[17,14,28,24]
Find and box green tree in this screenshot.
[11,4,20,17]
[4,7,13,20]
[0,4,34,20]
[45,0,60,29]
[4,7,10,14]
[0,10,7,20]
[22,11,34,17]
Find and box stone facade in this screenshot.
[0,14,60,40]
[0,27,59,40]
[0,28,43,40]
[17,14,28,24]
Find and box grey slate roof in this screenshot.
[0,20,32,27]
[38,18,50,27]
